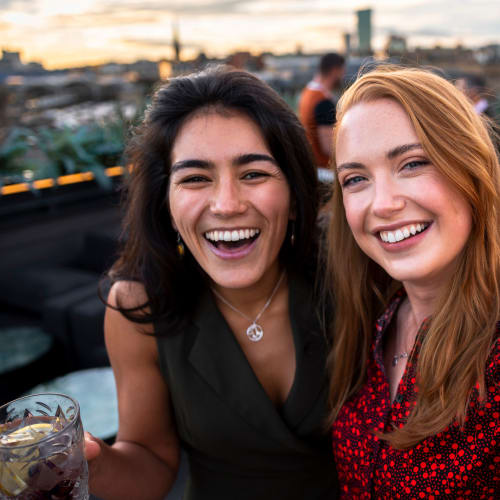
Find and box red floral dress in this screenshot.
[331,291,499,499]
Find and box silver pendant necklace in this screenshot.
[391,299,415,367]
[211,270,286,342]
[392,351,408,366]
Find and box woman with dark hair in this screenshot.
[84,66,337,499]
[327,66,499,498]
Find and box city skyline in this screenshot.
[1,0,499,69]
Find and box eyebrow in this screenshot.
[171,153,277,173]
[336,143,424,173]
[386,143,423,159]
[336,161,364,174]
[171,159,210,173]
[234,153,277,166]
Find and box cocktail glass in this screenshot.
[0,393,88,499]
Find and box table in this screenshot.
[25,367,118,440]
[0,326,53,375]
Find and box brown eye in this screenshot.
[242,171,268,180]
[180,175,209,183]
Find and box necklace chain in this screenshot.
[211,270,286,342]
[392,351,408,366]
[392,306,414,366]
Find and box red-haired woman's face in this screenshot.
[168,111,293,292]
[335,98,472,288]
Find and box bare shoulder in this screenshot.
[105,280,156,361]
[108,280,149,311]
[104,282,180,470]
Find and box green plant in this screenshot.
[38,126,118,189]
[0,127,40,189]
[0,100,149,191]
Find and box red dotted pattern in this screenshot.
[332,291,500,499]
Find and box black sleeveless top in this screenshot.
[155,275,338,499]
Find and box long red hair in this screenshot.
[326,66,500,448]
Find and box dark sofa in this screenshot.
[0,189,122,370]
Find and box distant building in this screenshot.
[410,45,476,66]
[0,49,45,76]
[260,53,320,93]
[128,60,159,81]
[172,21,181,63]
[227,52,265,72]
[343,33,352,57]
[357,9,372,56]
[475,44,500,65]
[98,63,126,75]
[170,52,224,77]
[385,35,407,57]
[158,60,172,80]
[1,50,21,67]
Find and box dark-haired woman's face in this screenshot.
[168,111,293,291]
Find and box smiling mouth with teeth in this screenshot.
[379,222,431,243]
[204,228,260,249]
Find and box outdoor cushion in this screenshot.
[67,293,109,368]
[0,266,98,313]
[42,282,100,346]
[76,227,120,275]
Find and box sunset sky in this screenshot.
[1,0,499,69]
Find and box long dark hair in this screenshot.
[108,65,319,332]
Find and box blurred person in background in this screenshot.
[84,66,338,500]
[456,74,495,119]
[327,66,499,498]
[298,53,345,168]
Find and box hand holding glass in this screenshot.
[0,393,88,499]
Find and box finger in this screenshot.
[84,432,102,461]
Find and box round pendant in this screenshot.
[246,323,263,342]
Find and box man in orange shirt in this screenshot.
[298,53,345,167]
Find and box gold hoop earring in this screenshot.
[177,232,185,257]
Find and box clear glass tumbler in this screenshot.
[0,393,88,499]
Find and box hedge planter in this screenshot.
[0,166,124,219]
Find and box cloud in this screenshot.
[103,0,248,16]
[409,28,453,37]
[0,0,32,7]
[47,12,160,29]
[378,26,452,38]
[119,36,204,52]
[305,22,349,35]
[120,37,175,47]
[240,1,351,17]
[95,0,350,18]
[374,0,500,43]
[2,0,499,69]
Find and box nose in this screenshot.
[210,177,247,217]
[371,177,405,218]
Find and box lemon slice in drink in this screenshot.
[0,423,53,496]
[0,461,29,497]
[0,423,53,446]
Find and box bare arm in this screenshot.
[85,282,180,500]
[317,125,333,158]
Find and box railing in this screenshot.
[2,165,334,197]
[1,166,125,196]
